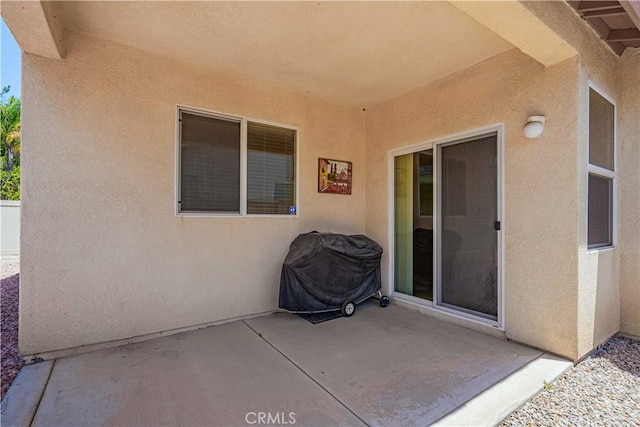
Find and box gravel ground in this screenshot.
[502,334,640,426]
[1,255,22,400]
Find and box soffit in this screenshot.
[568,1,640,55]
[56,1,514,107]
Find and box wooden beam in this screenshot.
[609,40,628,55]
[589,17,613,38]
[578,1,622,12]
[582,7,628,18]
[620,1,640,31]
[607,28,640,40]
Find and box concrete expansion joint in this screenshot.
[29,358,55,426]
[240,320,370,427]
[1,359,56,427]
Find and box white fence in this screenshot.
[1,200,20,255]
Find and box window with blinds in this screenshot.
[247,122,296,215]
[177,108,297,216]
[587,86,616,249]
[180,112,241,213]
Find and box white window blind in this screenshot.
[177,108,297,216]
[247,122,296,215]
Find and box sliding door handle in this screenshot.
[494,221,501,231]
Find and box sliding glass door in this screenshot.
[437,135,498,320]
[393,131,501,323]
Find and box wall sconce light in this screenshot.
[523,115,546,139]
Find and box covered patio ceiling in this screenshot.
[34,1,515,107]
[3,1,581,108]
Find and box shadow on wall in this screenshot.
[589,249,620,356]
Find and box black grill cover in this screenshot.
[279,232,383,312]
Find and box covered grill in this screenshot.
[279,232,388,316]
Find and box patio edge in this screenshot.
[0,360,54,427]
[432,353,573,427]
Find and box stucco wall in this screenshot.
[365,49,581,360]
[20,32,366,355]
[576,62,621,358]
[618,50,640,338]
[524,0,636,358]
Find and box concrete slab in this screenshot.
[245,301,543,426]
[1,360,53,427]
[8,302,566,426]
[433,353,573,426]
[31,322,364,427]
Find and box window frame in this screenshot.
[587,83,617,251]
[175,105,299,217]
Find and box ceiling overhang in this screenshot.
[3,1,519,107]
[1,0,64,60]
[6,1,628,107]
[450,1,577,67]
[569,1,640,55]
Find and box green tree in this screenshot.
[1,86,21,173]
[0,166,20,200]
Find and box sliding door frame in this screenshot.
[387,123,505,330]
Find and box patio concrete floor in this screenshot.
[2,301,572,426]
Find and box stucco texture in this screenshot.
[365,49,581,360]
[618,51,640,338]
[575,63,620,359]
[20,32,366,355]
[524,0,637,356]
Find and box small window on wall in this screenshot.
[178,108,297,216]
[587,86,616,249]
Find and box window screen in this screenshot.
[247,122,296,214]
[180,112,241,212]
[587,87,615,249]
[442,157,467,216]
[589,89,615,171]
[588,173,612,248]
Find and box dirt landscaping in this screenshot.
[1,256,22,400]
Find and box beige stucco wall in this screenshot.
[365,48,581,360]
[618,50,640,338]
[20,32,366,355]
[524,0,636,358]
[575,61,621,358]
